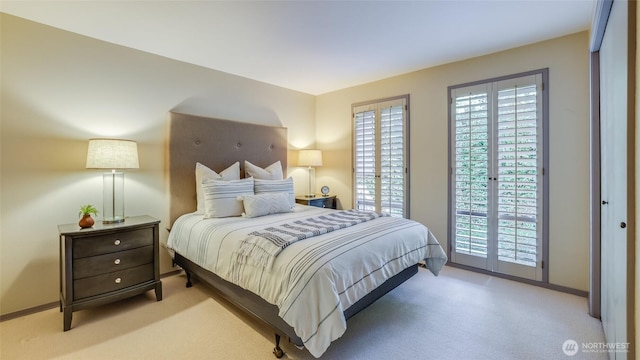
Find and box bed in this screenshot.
[166,112,447,358]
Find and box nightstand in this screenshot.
[58,215,162,331]
[295,195,337,209]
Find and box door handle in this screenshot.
[620,222,627,229]
[602,200,608,205]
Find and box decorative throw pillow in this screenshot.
[195,162,240,213]
[244,160,283,180]
[240,192,292,218]
[202,177,254,218]
[254,177,295,207]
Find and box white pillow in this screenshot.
[244,160,283,180]
[202,178,254,218]
[195,162,240,213]
[240,192,292,218]
[254,177,295,207]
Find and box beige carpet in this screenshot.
[1,266,607,359]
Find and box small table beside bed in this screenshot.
[166,112,447,358]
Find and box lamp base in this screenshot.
[103,171,125,225]
[103,217,125,224]
[303,194,316,198]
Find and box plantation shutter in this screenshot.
[495,79,541,267]
[449,71,546,281]
[380,102,406,217]
[452,84,491,259]
[353,96,409,217]
[354,106,377,212]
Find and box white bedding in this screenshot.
[167,205,447,358]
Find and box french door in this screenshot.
[449,71,547,281]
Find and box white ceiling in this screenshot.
[1,0,595,95]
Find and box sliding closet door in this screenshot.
[599,0,629,357]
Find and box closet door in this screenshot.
[599,0,629,357]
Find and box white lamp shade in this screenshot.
[86,139,139,169]
[298,149,323,167]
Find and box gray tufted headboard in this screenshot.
[167,112,288,228]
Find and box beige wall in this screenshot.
[0,14,316,315]
[315,31,591,291]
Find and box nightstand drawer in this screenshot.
[73,228,153,258]
[295,196,336,209]
[73,246,153,279]
[74,264,154,300]
[318,197,335,209]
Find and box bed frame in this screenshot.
[167,112,419,357]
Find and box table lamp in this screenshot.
[86,139,139,223]
[298,149,322,198]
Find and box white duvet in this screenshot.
[167,205,447,358]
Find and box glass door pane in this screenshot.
[380,104,405,217]
[454,92,489,257]
[451,86,491,270]
[493,76,542,280]
[495,84,538,267]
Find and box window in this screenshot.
[448,70,548,281]
[353,95,409,217]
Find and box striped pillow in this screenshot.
[254,177,295,207]
[202,178,254,218]
[195,162,240,213]
[240,192,292,218]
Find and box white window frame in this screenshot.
[352,95,410,218]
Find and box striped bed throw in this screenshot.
[233,210,387,270]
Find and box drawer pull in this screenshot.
[115,278,122,284]
[114,239,121,246]
[114,259,121,265]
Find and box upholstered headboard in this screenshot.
[167,112,288,227]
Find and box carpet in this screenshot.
[1,267,608,360]
[52,299,274,360]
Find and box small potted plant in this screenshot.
[78,204,99,228]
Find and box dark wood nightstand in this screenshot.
[58,215,162,331]
[295,195,337,209]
